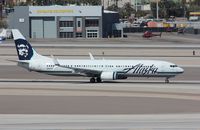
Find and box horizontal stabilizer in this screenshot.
[6,59,30,63]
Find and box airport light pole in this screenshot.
[0,0,2,20]
[156,0,159,20]
[102,0,104,8]
[135,0,137,12]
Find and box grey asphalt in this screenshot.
[1,114,200,129]
[0,95,200,114]
[0,34,200,129]
[0,65,200,114]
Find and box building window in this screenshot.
[67,32,73,38]
[60,32,73,38]
[78,21,81,27]
[85,19,99,27]
[86,30,98,38]
[60,32,65,38]
[76,33,82,38]
[59,21,74,27]
[87,33,97,38]
[87,30,98,33]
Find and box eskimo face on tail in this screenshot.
[15,39,33,60]
[17,44,29,57]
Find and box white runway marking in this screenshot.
[0,114,200,129]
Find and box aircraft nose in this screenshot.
[178,67,184,73]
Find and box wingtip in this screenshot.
[51,55,60,66]
[89,52,94,60]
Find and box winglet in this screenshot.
[89,52,94,60]
[0,28,7,38]
[51,55,60,66]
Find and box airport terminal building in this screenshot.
[8,6,119,39]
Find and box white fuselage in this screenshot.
[24,57,184,79]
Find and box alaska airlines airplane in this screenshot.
[0,29,7,41]
[12,29,184,83]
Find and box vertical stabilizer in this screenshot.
[12,29,41,60]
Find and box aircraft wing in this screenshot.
[56,64,102,77]
[51,56,101,77]
[67,66,101,77]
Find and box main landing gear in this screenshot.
[165,77,169,83]
[90,77,95,83]
[90,77,102,83]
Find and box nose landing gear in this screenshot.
[165,78,169,83]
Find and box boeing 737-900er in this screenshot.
[12,29,184,83]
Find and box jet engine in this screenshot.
[100,72,127,80]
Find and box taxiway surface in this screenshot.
[0,64,200,114]
[0,33,200,129]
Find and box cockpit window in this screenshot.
[170,65,178,68]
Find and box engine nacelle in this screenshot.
[100,72,127,80]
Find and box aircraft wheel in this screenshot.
[90,77,95,83]
[165,78,169,83]
[96,77,102,83]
